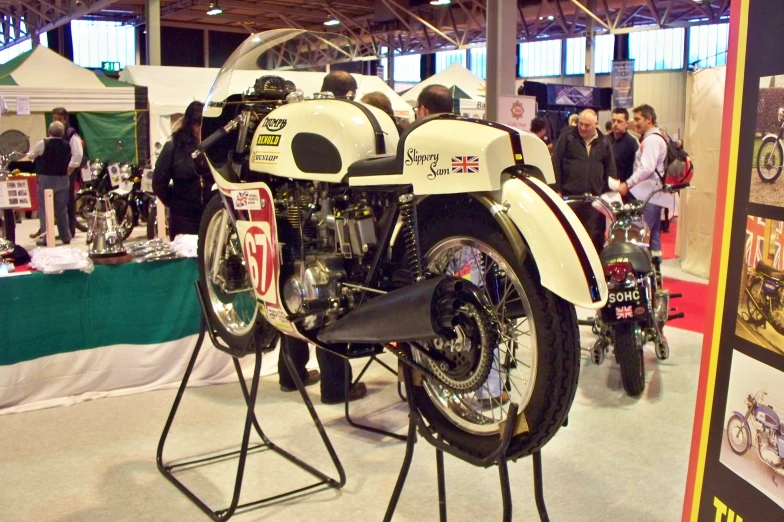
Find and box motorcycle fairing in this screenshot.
[212,171,308,341]
[491,176,608,309]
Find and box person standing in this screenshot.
[361,91,403,135]
[617,104,667,262]
[415,85,453,118]
[28,121,72,246]
[52,107,84,238]
[152,101,214,240]
[552,109,617,253]
[609,108,639,183]
[530,116,553,151]
[320,70,358,99]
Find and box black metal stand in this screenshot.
[383,356,550,522]
[343,351,407,442]
[156,284,346,521]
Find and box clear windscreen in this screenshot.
[204,29,359,116]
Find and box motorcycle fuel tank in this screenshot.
[248,99,399,183]
[755,404,781,431]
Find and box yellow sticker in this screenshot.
[256,134,281,146]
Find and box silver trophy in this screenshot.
[86,196,127,258]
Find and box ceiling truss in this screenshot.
[0,0,732,56]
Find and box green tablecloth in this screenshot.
[0,258,201,366]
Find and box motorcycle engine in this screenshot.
[274,182,381,330]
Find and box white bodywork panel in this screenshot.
[490,176,608,309]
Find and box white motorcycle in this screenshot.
[196,29,607,459]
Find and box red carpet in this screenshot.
[661,277,707,334]
[661,221,677,260]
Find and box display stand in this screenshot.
[156,283,346,521]
[343,346,407,442]
[383,351,550,522]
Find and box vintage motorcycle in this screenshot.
[566,184,688,396]
[757,107,784,183]
[744,260,784,335]
[195,29,607,459]
[727,391,784,478]
[75,162,143,239]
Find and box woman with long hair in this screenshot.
[152,101,213,239]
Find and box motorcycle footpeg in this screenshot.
[668,312,685,321]
[669,293,683,299]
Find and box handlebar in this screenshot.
[192,116,241,159]
[564,182,692,216]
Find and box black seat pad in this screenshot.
[757,261,784,279]
[600,242,652,273]
[345,112,461,179]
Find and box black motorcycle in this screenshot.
[75,162,145,239]
[566,183,689,396]
[744,260,784,334]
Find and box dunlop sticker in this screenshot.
[252,151,280,165]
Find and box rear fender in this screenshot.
[491,176,608,309]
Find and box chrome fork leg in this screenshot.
[210,209,230,284]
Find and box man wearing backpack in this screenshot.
[618,104,667,263]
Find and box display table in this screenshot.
[0,258,274,413]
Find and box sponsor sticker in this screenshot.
[262,118,287,132]
[405,148,480,180]
[231,189,262,210]
[251,151,280,165]
[256,134,281,146]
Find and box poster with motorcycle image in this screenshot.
[720,350,784,509]
[685,1,784,520]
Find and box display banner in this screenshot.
[497,95,537,132]
[459,98,486,119]
[684,1,784,520]
[545,84,596,107]
[0,179,31,209]
[611,60,635,108]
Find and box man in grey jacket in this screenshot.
[553,109,617,253]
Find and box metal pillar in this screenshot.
[584,0,596,87]
[387,52,395,89]
[486,0,518,121]
[203,29,210,68]
[146,0,161,66]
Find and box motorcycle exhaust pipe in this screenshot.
[317,276,470,344]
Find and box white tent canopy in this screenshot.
[0,46,138,113]
[400,62,486,106]
[120,66,414,156]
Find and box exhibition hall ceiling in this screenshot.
[0,0,731,52]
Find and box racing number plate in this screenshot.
[602,287,646,323]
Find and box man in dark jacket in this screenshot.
[28,121,72,245]
[553,109,617,253]
[609,108,639,183]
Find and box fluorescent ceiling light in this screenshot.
[430,0,451,5]
[206,2,222,15]
[323,18,340,26]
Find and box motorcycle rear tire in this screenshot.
[616,322,645,396]
[197,194,279,357]
[756,136,783,183]
[411,203,580,460]
[74,193,95,232]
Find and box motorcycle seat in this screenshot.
[756,261,784,279]
[600,242,652,273]
[345,112,462,179]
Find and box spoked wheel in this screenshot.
[111,197,136,240]
[411,209,580,460]
[616,322,645,396]
[745,277,766,326]
[726,416,750,455]
[74,193,96,232]
[756,137,783,183]
[197,195,279,356]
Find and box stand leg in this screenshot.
[344,357,406,441]
[383,365,419,522]
[498,454,512,522]
[157,319,207,471]
[233,358,270,444]
[437,449,447,522]
[532,451,550,522]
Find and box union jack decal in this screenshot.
[235,191,250,206]
[451,156,480,174]
[615,306,634,320]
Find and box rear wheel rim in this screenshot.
[203,208,257,336]
[727,417,747,452]
[418,238,537,436]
